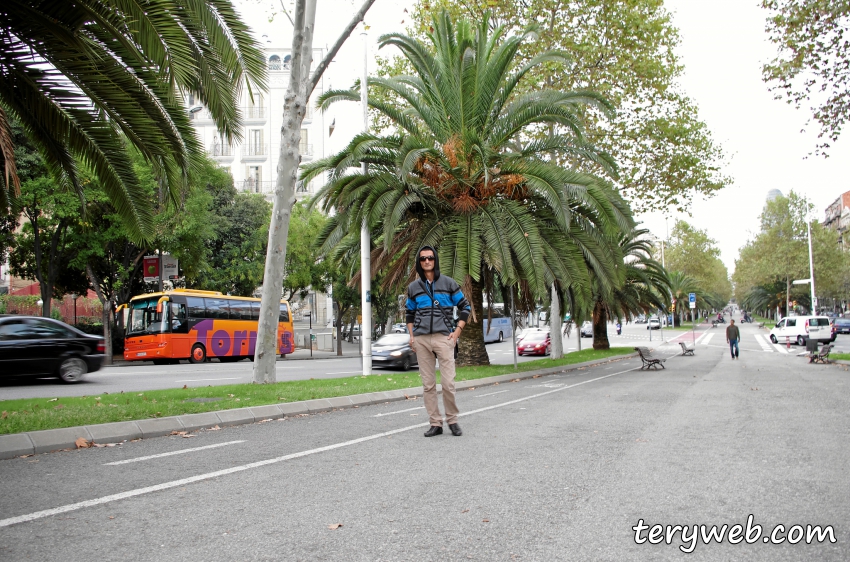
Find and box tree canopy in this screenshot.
[379,0,730,213]
[664,220,732,304]
[0,0,266,240]
[762,1,850,155]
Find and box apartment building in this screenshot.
[824,190,850,248]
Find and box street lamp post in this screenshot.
[71,293,79,325]
[37,299,44,317]
[793,220,817,314]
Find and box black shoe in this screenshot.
[424,426,443,437]
[449,423,462,436]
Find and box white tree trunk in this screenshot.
[550,284,563,359]
[252,0,378,383]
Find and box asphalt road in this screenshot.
[3,319,847,400]
[0,321,847,560]
[0,323,642,400]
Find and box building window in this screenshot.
[269,55,281,71]
[299,129,310,155]
[283,54,292,69]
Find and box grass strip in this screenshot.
[0,347,633,435]
[830,353,850,361]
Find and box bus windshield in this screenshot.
[127,298,168,336]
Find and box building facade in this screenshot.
[824,190,850,248]
[188,46,331,201]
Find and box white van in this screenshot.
[768,316,833,345]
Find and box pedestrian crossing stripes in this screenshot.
[754,334,774,352]
[699,333,714,346]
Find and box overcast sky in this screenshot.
[240,0,848,273]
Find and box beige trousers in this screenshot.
[413,332,459,426]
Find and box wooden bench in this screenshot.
[810,344,833,364]
[679,341,695,356]
[757,322,765,329]
[635,347,666,370]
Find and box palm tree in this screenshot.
[590,228,670,349]
[0,0,266,240]
[304,12,632,366]
[667,271,703,326]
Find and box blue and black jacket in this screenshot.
[406,246,471,336]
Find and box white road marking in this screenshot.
[754,334,774,352]
[372,406,423,417]
[0,364,640,529]
[773,343,789,354]
[700,333,714,346]
[474,389,510,397]
[175,377,243,383]
[105,441,247,466]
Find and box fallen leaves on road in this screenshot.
[750,387,760,391]
[482,519,490,523]
[328,523,343,530]
[511,378,521,382]
[461,509,469,513]
[532,375,541,378]
[75,437,92,449]
[207,425,221,431]
[171,431,188,436]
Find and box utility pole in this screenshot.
[807,221,816,313]
[360,28,372,376]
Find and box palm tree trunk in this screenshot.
[592,298,610,350]
[457,276,489,367]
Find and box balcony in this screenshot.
[241,144,268,160]
[299,143,313,157]
[208,143,234,161]
[240,180,274,193]
[244,106,266,122]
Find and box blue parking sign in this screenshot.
[688,293,696,304]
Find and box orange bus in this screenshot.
[121,289,294,364]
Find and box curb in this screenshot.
[104,352,363,367]
[0,352,639,460]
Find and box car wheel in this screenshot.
[189,344,207,364]
[58,357,87,383]
[797,335,805,346]
[769,334,777,343]
[498,331,504,343]
[401,356,411,371]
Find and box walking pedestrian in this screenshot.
[726,319,740,359]
[406,246,471,437]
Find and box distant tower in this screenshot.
[766,189,782,203]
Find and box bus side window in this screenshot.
[206,299,231,320]
[171,302,189,333]
[186,297,206,319]
[249,302,260,321]
[230,300,252,320]
[279,303,290,323]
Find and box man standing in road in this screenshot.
[726,319,740,360]
[407,246,471,437]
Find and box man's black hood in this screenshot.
[415,245,440,282]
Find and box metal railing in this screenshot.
[208,143,233,157]
[245,106,266,119]
[240,180,274,193]
[242,144,268,157]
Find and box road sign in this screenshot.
[688,293,696,304]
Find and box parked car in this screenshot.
[517,330,551,356]
[580,321,593,338]
[341,325,362,339]
[769,316,832,345]
[391,323,408,333]
[635,315,647,324]
[834,318,850,335]
[371,333,418,370]
[647,318,661,330]
[0,315,105,382]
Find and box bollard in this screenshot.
[786,336,790,351]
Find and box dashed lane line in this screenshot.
[474,389,510,397]
[105,441,247,466]
[0,363,642,529]
[372,406,422,417]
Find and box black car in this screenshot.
[834,318,850,335]
[370,333,418,370]
[0,316,105,382]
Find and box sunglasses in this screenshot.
[419,256,435,262]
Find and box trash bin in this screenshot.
[806,338,819,355]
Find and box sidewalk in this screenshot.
[0,352,638,460]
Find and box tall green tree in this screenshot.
[280,200,330,301]
[381,0,729,213]
[0,0,266,239]
[734,191,849,315]
[665,220,732,304]
[762,1,850,154]
[306,12,631,366]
